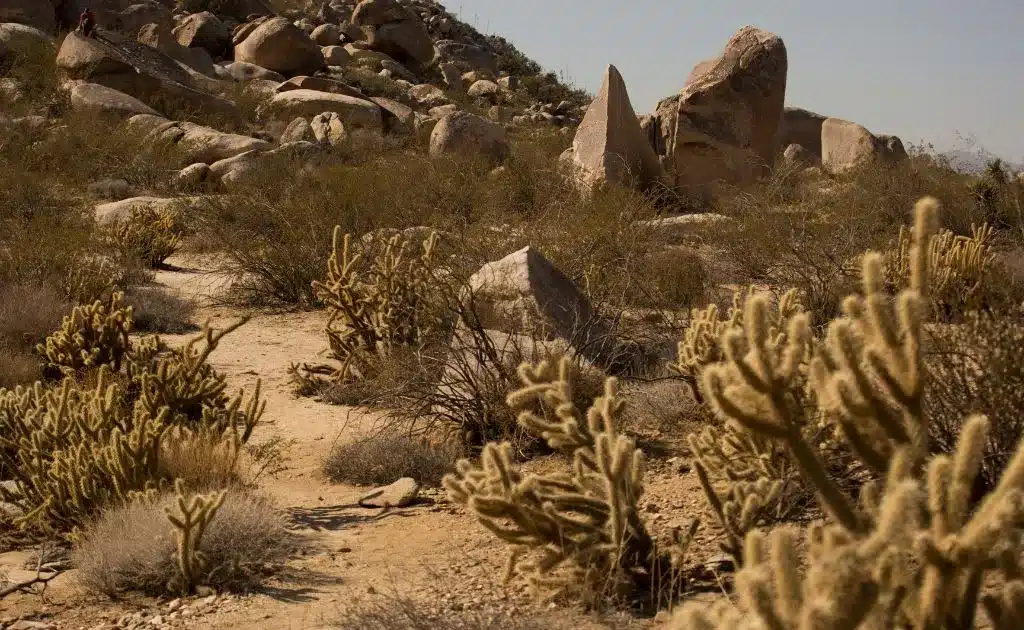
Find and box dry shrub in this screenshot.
[157,428,243,493]
[332,595,552,630]
[0,284,68,388]
[323,432,461,487]
[925,310,1024,497]
[73,489,297,596]
[123,286,198,334]
[630,247,709,310]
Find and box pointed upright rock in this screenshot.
[567,64,663,192]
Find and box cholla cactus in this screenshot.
[0,368,168,535]
[679,197,1024,628]
[36,292,133,375]
[311,227,443,381]
[1,317,262,538]
[885,218,994,319]
[443,358,696,606]
[109,206,183,267]
[679,287,833,565]
[166,478,226,595]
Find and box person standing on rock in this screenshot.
[78,7,97,38]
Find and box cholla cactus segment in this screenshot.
[672,416,1024,630]
[0,368,168,535]
[312,226,443,382]
[36,291,133,375]
[444,357,693,605]
[166,478,226,595]
[885,201,994,319]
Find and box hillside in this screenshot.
[2,2,1024,630]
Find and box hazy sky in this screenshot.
[450,0,1023,162]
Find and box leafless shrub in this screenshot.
[74,489,298,596]
[323,432,461,487]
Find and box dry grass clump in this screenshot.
[123,286,198,334]
[0,284,68,388]
[73,489,297,597]
[323,432,461,487]
[332,595,555,630]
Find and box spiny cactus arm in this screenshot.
[166,478,226,595]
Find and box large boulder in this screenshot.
[67,81,160,117]
[0,1,56,33]
[429,110,509,165]
[350,0,411,26]
[134,116,272,164]
[268,88,383,130]
[567,64,663,191]
[466,247,617,369]
[360,17,435,69]
[0,22,55,51]
[175,0,272,22]
[779,107,827,162]
[138,22,217,77]
[275,75,368,100]
[173,12,232,60]
[661,26,788,194]
[821,118,907,173]
[57,30,237,118]
[310,23,341,46]
[234,16,325,76]
[116,3,174,36]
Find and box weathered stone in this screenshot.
[568,64,663,192]
[665,26,788,194]
[170,163,210,190]
[409,82,447,107]
[821,118,907,174]
[269,88,383,130]
[310,111,347,146]
[94,196,186,226]
[275,75,368,100]
[234,16,324,76]
[67,81,161,118]
[280,116,315,143]
[363,18,435,68]
[358,477,420,508]
[138,22,217,77]
[466,246,614,368]
[429,110,508,164]
[369,96,414,134]
[322,44,351,66]
[174,12,232,59]
[782,143,812,165]
[57,30,236,118]
[0,22,54,51]
[779,107,826,161]
[310,23,341,46]
[466,78,499,101]
[439,62,461,90]
[222,60,284,82]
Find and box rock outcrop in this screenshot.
[644,26,787,197]
[233,16,325,76]
[57,30,237,118]
[821,118,907,173]
[566,64,663,192]
[429,110,508,164]
[779,107,826,162]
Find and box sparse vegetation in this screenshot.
[73,487,295,596]
[324,432,461,487]
[3,3,1024,627]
